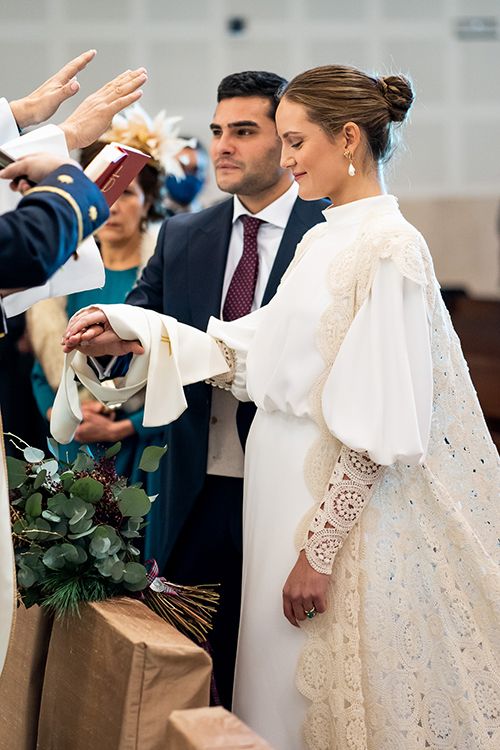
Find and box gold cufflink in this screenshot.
[88,205,98,221]
[161,334,172,355]
[57,174,74,184]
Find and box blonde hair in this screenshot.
[281,65,414,162]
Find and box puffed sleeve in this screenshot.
[322,257,433,466]
[207,305,268,402]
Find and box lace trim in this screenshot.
[204,339,235,390]
[304,448,383,574]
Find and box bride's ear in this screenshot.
[342,122,361,154]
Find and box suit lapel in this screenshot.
[187,199,233,330]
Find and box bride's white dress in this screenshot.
[208,195,500,750]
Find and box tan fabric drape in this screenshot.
[166,707,275,749]
[36,598,212,750]
[0,604,53,750]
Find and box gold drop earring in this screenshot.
[344,150,356,177]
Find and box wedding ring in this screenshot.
[304,606,317,619]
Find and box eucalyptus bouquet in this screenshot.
[8,435,218,642]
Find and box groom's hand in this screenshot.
[62,307,144,356]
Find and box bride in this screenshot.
[61,64,500,750]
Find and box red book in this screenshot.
[84,142,151,207]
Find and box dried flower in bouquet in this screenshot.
[7,435,219,643]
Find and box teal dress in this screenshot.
[31,267,165,497]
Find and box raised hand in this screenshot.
[59,68,148,151]
[62,307,144,357]
[9,50,97,130]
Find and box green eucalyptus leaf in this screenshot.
[108,538,123,555]
[95,557,116,577]
[138,445,167,473]
[52,520,69,537]
[42,509,61,523]
[47,493,69,516]
[25,493,43,518]
[104,442,122,459]
[42,459,59,476]
[23,447,45,463]
[60,543,87,565]
[121,530,140,539]
[71,477,104,504]
[33,469,47,490]
[69,516,93,534]
[111,561,126,582]
[118,487,151,518]
[63,497,92,521]
[67,525,95,540]
[42,546,66,570]
[90,536,111,556]
[60,471,75,492]
[127,544,141,557]
[123,562,147,585]
[13,518,27,534]
[24,518,52,541]
[128,518,142,531]
[6,457,28,489]
[69,507,89,526]
[17,564,37,588]
[73,451,94,473]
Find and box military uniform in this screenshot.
[0,153,108,676]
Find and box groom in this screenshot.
[63,70,327,708]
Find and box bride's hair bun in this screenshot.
[377,75,414,123]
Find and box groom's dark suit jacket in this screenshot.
[126,195,326,570]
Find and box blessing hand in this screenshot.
[282,550,329,627]
[59,67,147,151]
[9,49,96,129]
[62,307,144,357]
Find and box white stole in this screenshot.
[51,303,229,443]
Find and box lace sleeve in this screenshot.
[303,447,385,574]
[205,339,236,390]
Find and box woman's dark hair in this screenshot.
[281,65,414,162]
[79,141,166,224]
[217,70,288,119]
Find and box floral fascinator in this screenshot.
[100,104,195,178]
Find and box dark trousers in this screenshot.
[165,474,243,710]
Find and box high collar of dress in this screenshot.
[321,194,399,227]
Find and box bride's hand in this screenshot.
[62,307,144,356]
[282,550,329,627]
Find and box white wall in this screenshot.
[1,0,499,292]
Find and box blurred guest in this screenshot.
[164,137,208,214]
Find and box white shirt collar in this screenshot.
[232,181,299,229]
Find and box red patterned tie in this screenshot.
[223,215,264,321]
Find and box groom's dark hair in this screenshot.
[217,71,288,119]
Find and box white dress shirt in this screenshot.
[208,181,299,478]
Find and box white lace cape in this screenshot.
[289,211,500,750]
